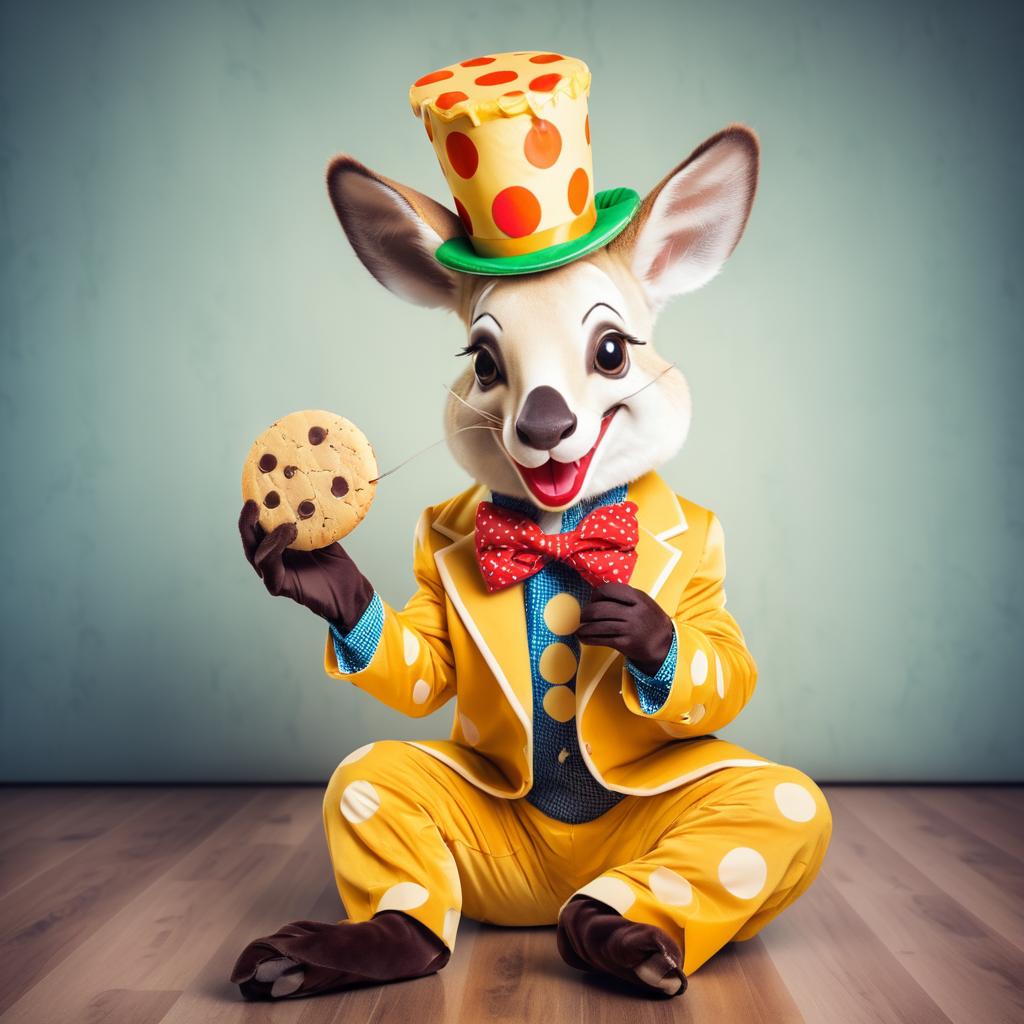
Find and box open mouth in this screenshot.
[513,409,617,508]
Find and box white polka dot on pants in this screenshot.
[774,781,817,822]
[340,780,381,824]
[718,847,768,899]
[338,742,374,768]
[412,679,431,705]
[574,875,636,914]
[376,881,430,913]
[648,865,694,907]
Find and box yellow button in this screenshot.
[543,593,582,636]
[543,686,576,722]
[681,704,705,726]
[539,642,577,684]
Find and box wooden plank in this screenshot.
[913,787,1024,860]
[826,789,1024,1024]
[729,936,805,1023]
[838,787,1024,950]
[0,788,160,896]
[983,787,1024,815]
[79,988,181,1024]
[154,807,362,1024]
[657,936,801,1024]
[1,788,324,1024]
[761,867,950,1023]
[443,918,800,1023]
[0,788,248,1015]
[0,788,114,850]
[453,922,588,1024]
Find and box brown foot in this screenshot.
[556,896,687,997]
[230,911,450,1000]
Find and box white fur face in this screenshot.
[326,127,758,512]
[445,254,692,510]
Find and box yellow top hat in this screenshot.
[408,51,639,276]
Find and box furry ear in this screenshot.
[326,155,467,310]
[610,126,759,312]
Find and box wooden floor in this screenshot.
[1,785,1022,1023]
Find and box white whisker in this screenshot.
[445,385,503,424]
[617,363,678,406]
[370,424,500,483]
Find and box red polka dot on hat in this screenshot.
[524,119,562,169]
[529,73,562,92]
[568,167,590,215]
[492,186,542,238]
[446,132,479,178]
[436,91,468,110]
[475,70,518,86]
[415,69,453,87]
[454,197,474,234]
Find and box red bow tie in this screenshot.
[475,499,640,593]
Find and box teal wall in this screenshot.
[2,0,1021,782]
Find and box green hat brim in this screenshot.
[434,188,641,276]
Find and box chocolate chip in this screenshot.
[331,476,349,498]
[297,500,315,519]
[264,491,281,509]
[258,453,277,473]
[308,426,327,445]
[283,465,297,478]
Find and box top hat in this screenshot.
[408,51,640,276]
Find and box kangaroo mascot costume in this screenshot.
[233,51,831,1001]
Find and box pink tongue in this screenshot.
[531,459,580,499]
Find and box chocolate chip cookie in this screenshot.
[241,411,377,550]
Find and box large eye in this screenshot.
[473,347,501,388]
[594,333,628,377]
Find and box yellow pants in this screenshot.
[323,741,831,975]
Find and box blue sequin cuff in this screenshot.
[627,625,678,714]
[329,592,384,674]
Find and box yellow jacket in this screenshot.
[324,471,773,798]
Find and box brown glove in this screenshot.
[238,501,374,631]
[577,583,674,676]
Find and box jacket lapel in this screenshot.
[433,530,533,738]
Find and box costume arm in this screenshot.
[620,513,758,732]
[323,509,456,717]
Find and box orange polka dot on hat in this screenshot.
[408,51,640,276]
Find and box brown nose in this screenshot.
[515,386,577,451]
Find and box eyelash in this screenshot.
[604,330,646,347]
[457,333,645,356]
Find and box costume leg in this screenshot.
[321,739,554,941]
[232,740,541,999]
[559,763,831,981]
